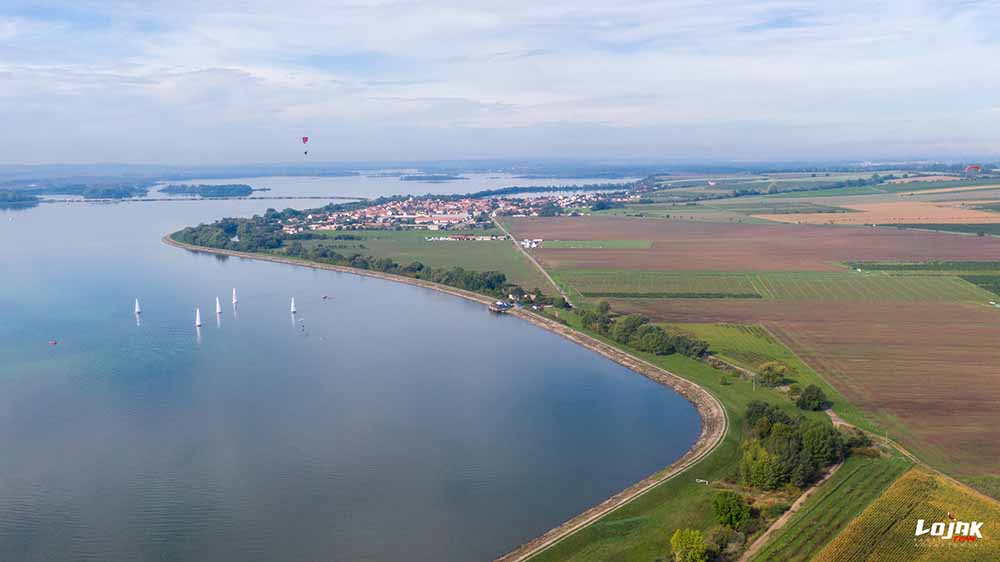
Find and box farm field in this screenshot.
[755,200,1000,225]
[504,217,1000,271]
[893,223,1000,236]
[608,298,1000,476]
[541,239,651,249]
[307,228,551,290]
[553,269,993,303]
[812,469,1000,562]
[512,215,1000,481]
[670,322,870,428]
[750,455,913,562]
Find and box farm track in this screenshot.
[739,462,844,562]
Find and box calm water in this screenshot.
[0,192,698,562]
[158,173,635,199]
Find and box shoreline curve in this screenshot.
[162,234,729,562]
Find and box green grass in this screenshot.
[750,455,912,562]
[750,271,991,303]
[542,239,652,249]
[307,228,551,290]
[668,323,872,431]
[960,275,1000,297]
[527,310,841,562]
[553,269,992,303]
[892,223,1000,237]
[553,270,763,298]
[706,201,857,215]
[767,185,886,198]
[845,260,1000,271]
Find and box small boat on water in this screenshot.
[134,298,141,315]
[232,288,238,304]
[216,297,222,315]
[195,308,202,327]
[290,297,297,314]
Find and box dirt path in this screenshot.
[738,462,844,562]
[163,235,730,562]
[492,215,571,305]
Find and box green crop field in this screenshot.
[751,271,991,302]
[307,229,552,290]
[750,455,912,562]
[541,239,652,249]
[893,223,1000,236]
[812,469,1000,562]
[552,269,993,303]
[769,185,886,198]
[552,270,762,298]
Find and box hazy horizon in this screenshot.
[3,1,1000,164]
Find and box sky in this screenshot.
[1,0,999,164]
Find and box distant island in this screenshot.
[159,184,258,197]
[399,174,468,182]
[0,190,40,209]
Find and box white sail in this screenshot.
[290,297,297,314]
[216,297,222,315]
[195,307,202,327]
[232,287,238,304]
[134,298,141,315]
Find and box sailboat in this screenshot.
[232,288,238,304]
[195,308,202,327]
[134,298,141,315]
[290,297,297,314]
[216,297,222,315]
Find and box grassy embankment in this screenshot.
[525,307,874,562]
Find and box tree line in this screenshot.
[578,301,709,358]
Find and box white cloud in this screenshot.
[1,0,999,163]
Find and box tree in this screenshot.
[757,361,789,387]
[713,491,751,530]
[670,528,708,562]
[801,419,844,468]
[796,384,827,411]
[740,440,782,490]
[610,313,648,343]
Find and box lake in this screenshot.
[0,183,698,562]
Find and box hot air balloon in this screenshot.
[302,136,309,156]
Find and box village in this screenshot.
[279,190,632,234]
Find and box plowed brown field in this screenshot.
[505,217,1000,271]
[609,298,1000,475]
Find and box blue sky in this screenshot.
[1,0,998,164]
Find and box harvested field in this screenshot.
[607,298,1000,475]
[505,217,1000,272]
[755,201,1000,225]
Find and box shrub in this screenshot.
[713,491,751,530]
[796,384,828,411]
[670,528,708,562]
